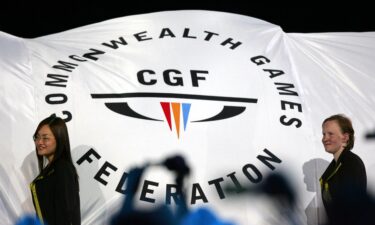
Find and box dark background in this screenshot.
[1,1,375,38]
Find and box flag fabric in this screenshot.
[1,10,375,225]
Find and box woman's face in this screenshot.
[34,125,57,162]
[322,120,348,155]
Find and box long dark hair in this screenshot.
[33,115,78,179]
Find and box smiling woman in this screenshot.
[33,125,57,163]
[30,116,81,225]
[319,114,367,224]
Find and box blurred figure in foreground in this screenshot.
[258,172,303,225]
[110,155,187,225]
[110,154,235,225]
[224,171,304,225]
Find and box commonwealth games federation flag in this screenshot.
[1,10,375,225]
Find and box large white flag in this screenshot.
[1,10,375,225]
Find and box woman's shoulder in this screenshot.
[341,150,365,167]
[53,159,76,174]
[342,150,362,159]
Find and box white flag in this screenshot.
[1,10,375,225]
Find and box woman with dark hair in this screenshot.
[319,114,367,223]
[30,116,80,225]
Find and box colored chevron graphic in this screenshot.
[160,102,191,138]
[93,92,257,139]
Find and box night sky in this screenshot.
[1,1,374,38]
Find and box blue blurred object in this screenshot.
[15,214,43,225]
[180,207,236,225]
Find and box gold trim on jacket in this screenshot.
[319,162,342,203]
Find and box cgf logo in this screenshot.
[91,69,258,138]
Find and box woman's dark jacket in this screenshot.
[320,150,367,221]
[30,159,80,225]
